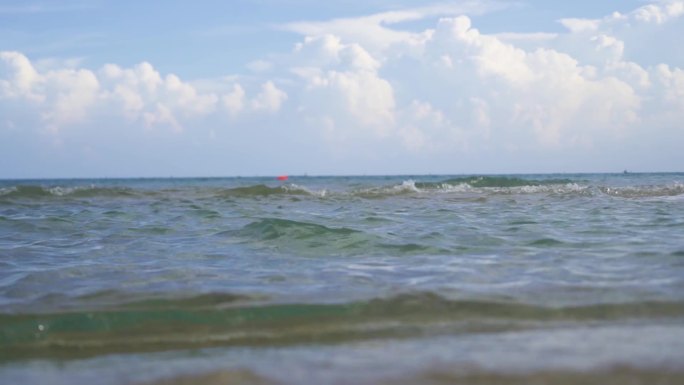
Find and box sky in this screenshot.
[1,0,683,178]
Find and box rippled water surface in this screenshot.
[1,174,683,384]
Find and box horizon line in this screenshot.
[1,170,682,181]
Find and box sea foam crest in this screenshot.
[600,182,684,198]
[283,183,327,197]
[397,180,420,193]
[47,186,85,196]
[435,182,471,193]
[507,182,588,194]
[0,186,18,196]
[352,180,421,197]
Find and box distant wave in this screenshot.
[599,182,684,198]
[351,180,422,198]
[210,183,326,199]
[416,176,576,189]
[214,184,303,198]
[0,185,140,199]
[350,177,586,198]
[355,178,684,199]
[1,178,682,201]
[2,291,682,361]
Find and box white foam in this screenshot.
[397,180,420,193]
[48,186,70,196]
[600,182,684,198]
[283,183,328,197]
[436,183,471,193]
[0,186,18,196]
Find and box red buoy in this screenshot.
[277,175,288,181]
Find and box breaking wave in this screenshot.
[350,177,587,198]
[352,177,684,199]
[599,182,684,198]
[1,177,681,202]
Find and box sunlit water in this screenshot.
[1,174,683,384]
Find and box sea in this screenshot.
[1,173,683,384]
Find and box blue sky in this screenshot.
[1,0,683,177]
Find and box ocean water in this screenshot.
[1,173,683,384]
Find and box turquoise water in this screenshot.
[1,174,683,384]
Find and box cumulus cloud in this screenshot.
[419,16,641,147]
[398,99,463,152]
[560,0,684,32]
[222,84,245,116]
[99,62,220,131]
[0,53,289,132]
[291,35,395,142]
[281,0,509,55]
[43,68,100,128]
[0,51,101,130]
[0,51,44,102]
[555,0,684,67]
[251,81,288,113]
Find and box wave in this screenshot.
[350,177,586,198]
[211,184,325,199]
[238,218,359,241]
[352,178,684,199]
[231,218,449,255]
[0,185,140,199]
[416,176,575,189]
[599,183,684,198]
[1,178,681,202]
[216,178,683,200]
[230,218,377,254]
[139,366,684,385]
[2,291,682,361]
[352,180,422,198]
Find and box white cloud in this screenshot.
[251,81,288,113]
[558,18,601,33]
[0,53,291,132]
[43,68,100,128]
[495,32,558,43]
[1,51,101,129]
[222,84,245,116]
[143,103,182,132]
[292,35,381,72]
[291,36,395,141]
[163,74,218,116]
[560,1,684,33]
[555,1,684,67]
[653,64,684,105]
[281,0,510,55]
[370,15,641,149]
[98,62,220,131]
[398,99,463,152]
[0,51,43,102]
[632,1,684,24]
